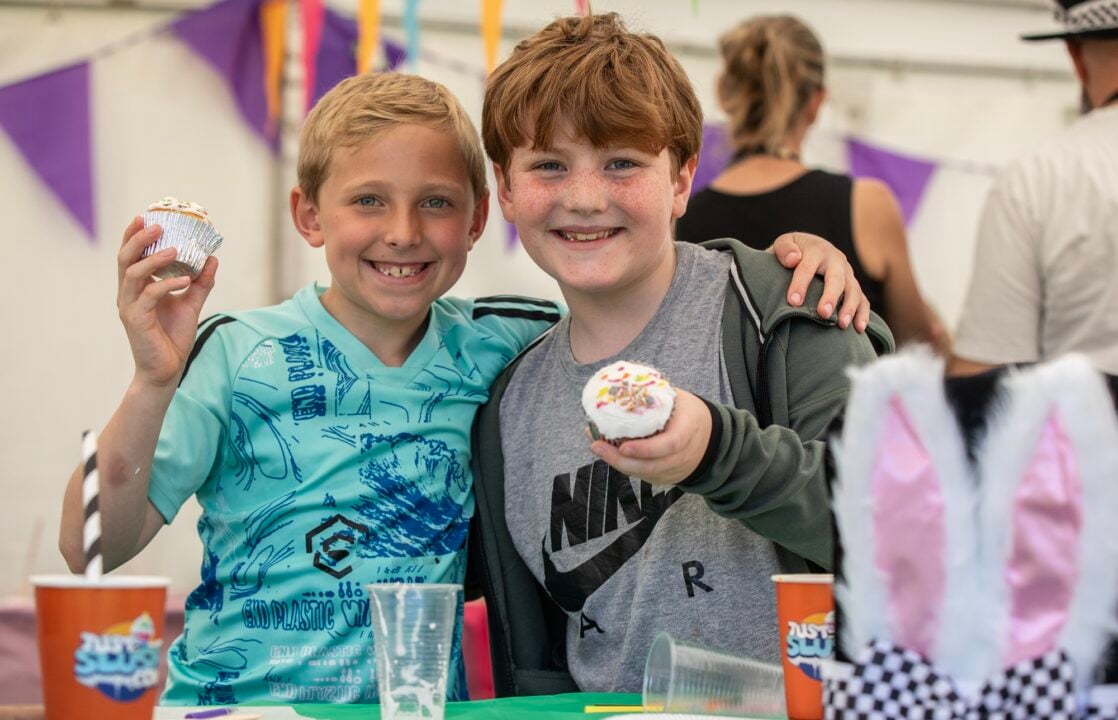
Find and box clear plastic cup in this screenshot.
[368,583,460,720]
[642,632,787,718]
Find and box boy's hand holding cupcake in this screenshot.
[117,207,219,390]
[583,361,713,485]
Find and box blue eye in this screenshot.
[535,161,564,171]
[356,196,381,207]
[607,159,638,170]
[422,197,451,209]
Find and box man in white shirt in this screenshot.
[951,0,1118,375]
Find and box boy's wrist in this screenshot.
[127,373,180,403]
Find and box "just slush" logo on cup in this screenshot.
[784,610,834,681]
[73,612,162,701]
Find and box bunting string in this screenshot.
[0,0,1003,247]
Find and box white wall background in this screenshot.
[0,0,1078,596]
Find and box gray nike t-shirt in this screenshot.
[500,242,781,692]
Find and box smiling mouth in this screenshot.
[368,261,431,278]
[555,228,622,242]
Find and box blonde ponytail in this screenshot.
[717,15,824,156]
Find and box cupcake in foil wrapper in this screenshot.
[140,197,223,279]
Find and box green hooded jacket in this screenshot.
[467,239,894,697]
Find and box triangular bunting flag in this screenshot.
[260,0,287,137]
[170,0,278,151]
[847,138,938,225]
[692,122,732,196]
[481,0,503,73]
[301,0,325,111]
[356,0,380,75]
[403,0,421,71]
[0,62,94,238]
[314,7,406,110]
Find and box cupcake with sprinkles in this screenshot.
[140,197,223,279]
[581,360,676,443]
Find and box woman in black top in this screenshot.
[676,15,947,351]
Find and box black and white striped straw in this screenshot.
[81,430,102,580]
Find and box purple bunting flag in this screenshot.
[846,138,937,225]
[505,221,519,252]
[170,0,277,151]
[693,122,732,196]
[313,7,406,109]
[0,62,95,239]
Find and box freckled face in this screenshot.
[494,119,694,303]
[303,124,486,336]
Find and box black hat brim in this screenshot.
[1022,27,1118,41]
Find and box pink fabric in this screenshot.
[872,397,946,658]
[300,0,324,112]
[1004,413,1082,668]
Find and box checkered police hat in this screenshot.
[1022,0,1118,41]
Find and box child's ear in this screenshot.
[467,192,490,251]
[493,162,516,225]
[290,186,324,248]
[670,155,698,220]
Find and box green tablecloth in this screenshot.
[288,693,642,719]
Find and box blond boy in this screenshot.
[58,73,560,705]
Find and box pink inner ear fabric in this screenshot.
[872,396,945,659]
[1005,411,1082,668]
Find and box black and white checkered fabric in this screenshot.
[1085,703,1118,720]
[824,639,1081,720]
[1055,0,1118,33]
[1084,685,1118,720]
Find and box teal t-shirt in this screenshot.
[149,285,559,705]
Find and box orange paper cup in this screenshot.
[771,574,834,720]
[32,575,169,720]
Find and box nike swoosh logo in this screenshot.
[542,517,653,613]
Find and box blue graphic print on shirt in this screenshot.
[147,286,559,705]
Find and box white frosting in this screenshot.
[581,360,676,441]
[145,196,211,222]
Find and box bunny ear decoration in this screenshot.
[832,347,977,678]
[977,354,1118,690]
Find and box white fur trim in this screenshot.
[1044,356,1118,689]
[976,355,1118,689]
[833,346,975,677]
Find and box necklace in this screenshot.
[732,145,801,162]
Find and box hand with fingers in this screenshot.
[770,232,871,332]
[588,389,713,486]
[117,216,218,388]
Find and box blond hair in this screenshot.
[718,15,824,155]
[298,72,487,203]
[483,12,702,175]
